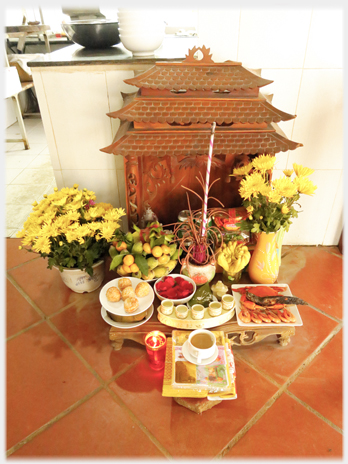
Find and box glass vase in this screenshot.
[222,268,242,286]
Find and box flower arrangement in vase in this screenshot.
[232,155,317,283]
[16,185,125,292]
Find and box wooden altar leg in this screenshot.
[277,327,295,346]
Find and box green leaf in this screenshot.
[150,237,156,249]
[134,254,149,276]
[109,246,118,258]
[153,236,165,247]
[110,254,124,271]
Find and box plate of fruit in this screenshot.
[108,222,181,281]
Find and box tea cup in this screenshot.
[222,294,235,310]
[175,304,188,319]
[191,304,205,320]
[161,299,173,315]
[208,301,222,317]
[187,329,216,363]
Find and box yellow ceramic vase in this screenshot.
[248,232,279,284]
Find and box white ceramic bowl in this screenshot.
[154,274,196,305]
[119,26,165,34]
[120,33,164,56]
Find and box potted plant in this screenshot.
[16,184,125,293]
[232,156,317,283]
[170,175,225,286]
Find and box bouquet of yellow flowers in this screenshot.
[232,155,317,234]
[16,184,125,276]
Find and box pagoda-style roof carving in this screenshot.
[124,65,273,91]
[107,97,295,125]
[101,125,302,158]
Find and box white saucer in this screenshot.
[101,304,154,329]
[182,340,218,366]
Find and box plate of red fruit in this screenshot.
[154,274,196,305]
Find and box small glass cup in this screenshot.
[222,268,242,286]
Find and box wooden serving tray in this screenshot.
[157,305,235,330]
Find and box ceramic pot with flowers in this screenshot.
[232,156,317,284]
[16,184,125,292]
[54,259,105,293]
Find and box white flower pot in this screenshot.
[181,260,216,286]
[54,260,105,293]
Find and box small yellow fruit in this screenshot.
[152,246,163,258]
[117,264,128,276]
[123,254,134,266]
[161,244,171,255]
[158,254,170,265]
[130,263,139,273]
[143,243,152,254]
[122,264,132,274]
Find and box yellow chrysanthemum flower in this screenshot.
[267,190,282,204]
[65,230,78,243]
[73,183,79,189]
[281,205,290,214]
[283,169,293,177]
[246,205,254,213]
[239,172,266,200]
[252,154,276,172]
[16,229,26,239]
[272,177,298,198]
[293,163,315,177]
[231,163,253,177]
[39,222,60,238]
[293,177,317,195]
[65,211,80,222]
[22,235,34,247]
[98,222,117,241]
[32,236,51,254]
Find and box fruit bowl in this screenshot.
[154,274,196,305]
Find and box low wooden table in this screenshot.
[108,273,295,350]
[108,301,295,350]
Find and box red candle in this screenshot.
[144,331,167,370]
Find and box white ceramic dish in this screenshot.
[99,277,154,316]
[101,304,154,329]
[154,274,196,305]
[120,34,164,56]
[182,340,218,365]
[232,283,303,327]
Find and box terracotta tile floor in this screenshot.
[6,239,343,458]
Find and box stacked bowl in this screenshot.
[117,9,165,56]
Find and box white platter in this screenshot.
[232,283,303,327]
[101,304,154,329]
[99,277,154,316]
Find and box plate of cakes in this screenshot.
[99,277,155,324]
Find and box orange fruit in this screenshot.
[122,264,132,274]
[123,254,135,266]
[161,244,171,255]
[130,263,139,273]
[116,241,127,251]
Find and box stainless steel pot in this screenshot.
[62,20,121,49]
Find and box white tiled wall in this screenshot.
[196,8,343,245]
[33,8,343,245]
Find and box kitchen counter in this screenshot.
[27,36,198,231]
[27,36,198,67]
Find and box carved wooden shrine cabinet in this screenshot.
[101,46,302,229]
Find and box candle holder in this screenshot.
[144,331,167,370]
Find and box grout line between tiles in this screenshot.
[215,323,343,458]
[6,385,104,457]
[307,303,342,323]
[6,255,41,272]
[6,273,47,319]
[106,353,147,384]
[104,384,173,460]
[285,390,343,435]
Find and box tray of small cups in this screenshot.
[157,294,235,330]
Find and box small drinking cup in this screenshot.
[191,304,205,320]
[222,294,235,310]
[208,301,222,317]
[175,304,188,319]
[161,299,174,315]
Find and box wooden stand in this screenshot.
[108,309,295,350]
